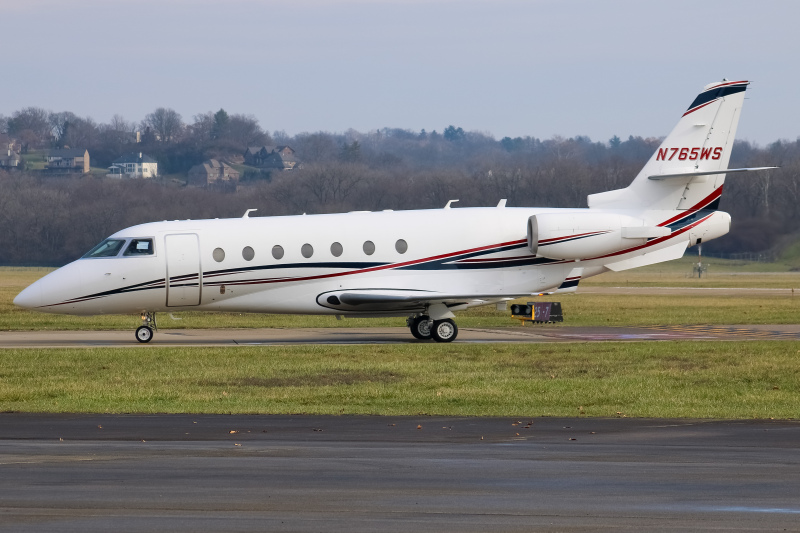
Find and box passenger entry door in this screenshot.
[165,234,201,307]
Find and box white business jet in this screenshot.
[15,80,774,343]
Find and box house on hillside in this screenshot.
[0,149,21,169]
[187,159,240,187]
[107,152,158,179]
[243,145,299,170]
[243,146,265,166]
[0,134,21,154]
[46,148,90,173]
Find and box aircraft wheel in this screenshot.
[431,319,458,343]
[410,315,433,340]
[136,326,154,343]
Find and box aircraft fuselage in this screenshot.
[15,205,729,319]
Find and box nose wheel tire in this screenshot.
[136,326,154,343]
[431,319,458,343]
[409,315,433,340]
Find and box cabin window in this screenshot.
[363,240,375,256]
[123,238,154,256]
[83,238,126,258]
[272,245,284,260]
[242,246,255,261]
[213,248,225,262]
[301,243,314,258]
[395,239,408,254]
[330,242,343,257]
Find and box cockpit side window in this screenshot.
[82,239,126,258]
[123,238,154,256]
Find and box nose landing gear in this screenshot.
[136,312,157,343]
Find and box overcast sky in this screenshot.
[3,0,797,144]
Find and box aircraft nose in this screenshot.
[13,263,84,312]
[13,281,43,309]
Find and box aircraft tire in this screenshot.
[136,326,154,343]
[410,315,433,340]
[431,319,458,343]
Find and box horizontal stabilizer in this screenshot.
[604,241,688,272]
[648,166,778,181]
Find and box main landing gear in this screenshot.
[407,315,459,343]
[136,312,157,343]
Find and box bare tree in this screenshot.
[61,116,99,149]
[272,130,291,144]
[49,111,78,145]
[190,112,215,142]
[141,108,184,143]
[293,132,339,162]
[109,114,135,134]
[228,114,270,148]
[7,107,52,151]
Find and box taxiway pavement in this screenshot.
[1,323,799,347]
[1,414,799,532]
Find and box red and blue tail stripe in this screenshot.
[683,80,748,117]
[658,186,723,231]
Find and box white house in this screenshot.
[107,152,158,179]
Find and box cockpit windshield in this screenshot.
[82,239,126,258]
[123,238,154,256]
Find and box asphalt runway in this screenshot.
[2,323,800,347]
[1,414,799,532]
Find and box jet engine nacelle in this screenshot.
[527,212,670,260]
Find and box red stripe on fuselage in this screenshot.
[538,231,606,245]
[457,254,537,264]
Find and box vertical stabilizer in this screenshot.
[588,80,749,211]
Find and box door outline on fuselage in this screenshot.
[165,233,201,307]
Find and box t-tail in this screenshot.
[530,80,776,274]
[588,80,775,211]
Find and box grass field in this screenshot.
[19,151,46,171]
[1,342,798,417]
[2,262,799,418]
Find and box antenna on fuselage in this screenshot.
[242,209,258,218]
[444,199,459,209]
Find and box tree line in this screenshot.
[1,105,798,265]
[1,106,271,172]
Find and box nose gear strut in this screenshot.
[136,312,157,343]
